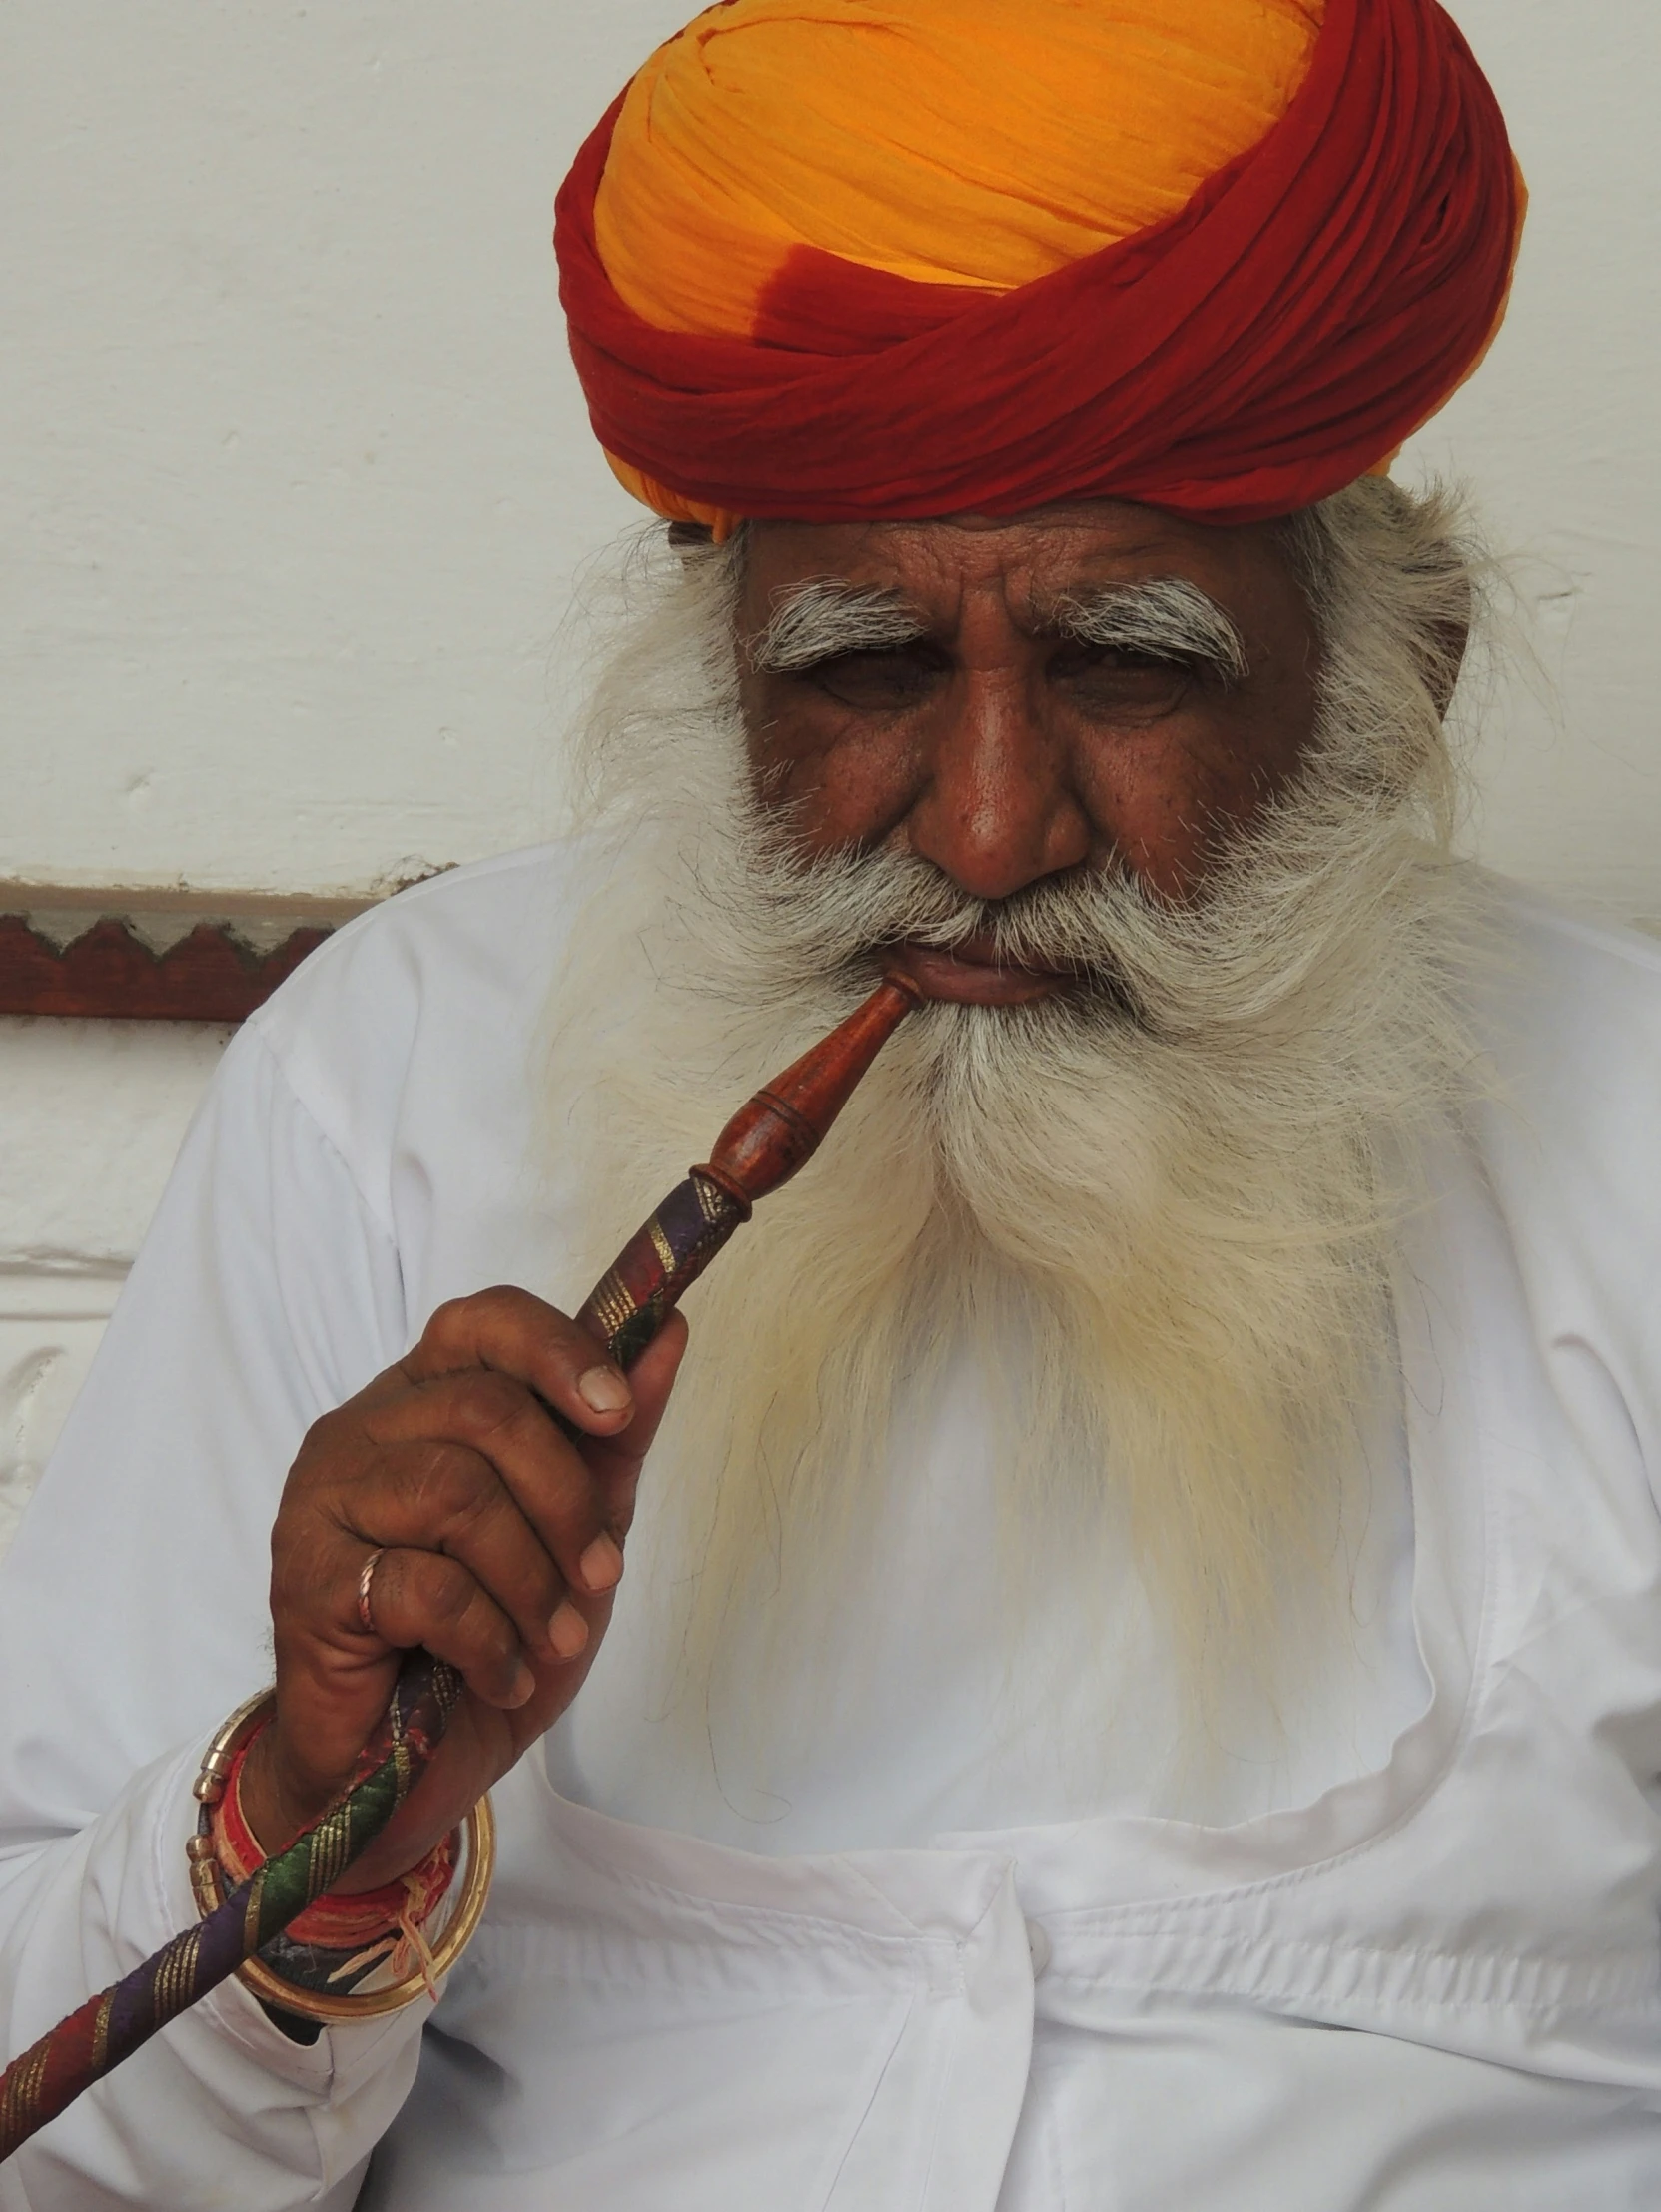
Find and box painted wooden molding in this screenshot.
[0,888,374,1022]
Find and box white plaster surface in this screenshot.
[0,1018,229,1265]
[1407,1,1661,928]
[1,0,1658,1540]
[2,0,694,898]
[0,1275,129,1561]
[0,1018,229,1549]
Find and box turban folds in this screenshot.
[556,0,1523,533]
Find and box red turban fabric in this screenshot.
[555,0,1523,531]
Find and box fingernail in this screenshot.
[508,1661,535,1707]
[578,1365,631,1415]
[548,1601,590,1660]
[579,1533,624,1593]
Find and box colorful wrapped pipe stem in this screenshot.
[0,971,919,2166]
[0,1652,461,2165]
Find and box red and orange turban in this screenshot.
[555,0,1523,535]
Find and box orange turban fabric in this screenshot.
[556,0,1523,533]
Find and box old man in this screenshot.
[7,1,1661,2206]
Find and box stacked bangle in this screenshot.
[189,1690,495,2025]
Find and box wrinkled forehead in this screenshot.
[737,504,1302,635]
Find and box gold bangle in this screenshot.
[214,1799,494,2022]
[188,1688,497,2022]
[192,1687,275,1811]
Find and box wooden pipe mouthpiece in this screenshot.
[699,973,924,1211]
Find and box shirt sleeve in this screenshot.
[0,1019,428,2210]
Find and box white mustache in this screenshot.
[745,837,1160,989]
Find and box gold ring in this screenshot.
[356,1548,386,1636]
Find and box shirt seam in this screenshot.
[238,1021,403,1251]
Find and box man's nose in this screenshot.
[904,668,1092,902]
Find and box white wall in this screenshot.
[3,0,692,897]
[2,1,1659,1533]
[0,1018,228,1551]
[1411,1,1661,927]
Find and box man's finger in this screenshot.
[581,1311,690,1496]
[358,1379,624,1603]
[361,1545,555,1707]
[327,1435,598,1662]
[401,1285,636,1439]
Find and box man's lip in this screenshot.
[884,938,1068,1007]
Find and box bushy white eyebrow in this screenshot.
[1052,578,1249,684]
[746,572,1248,685]
[746,580,928,674]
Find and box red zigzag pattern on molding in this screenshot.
[0,915,335,1023]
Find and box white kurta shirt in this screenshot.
[4,844,1661,2209]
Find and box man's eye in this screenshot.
[801,646,947,710]
[1050,642,1196,713]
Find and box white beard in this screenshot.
[538,521,1492,1787]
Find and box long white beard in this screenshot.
[539,524,1491,1774]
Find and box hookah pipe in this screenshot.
[0,972,924,2166]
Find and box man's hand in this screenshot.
[240,1286,686,1890]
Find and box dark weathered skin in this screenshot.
[243,1288,684,1890]
[736,500,1320,1000]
